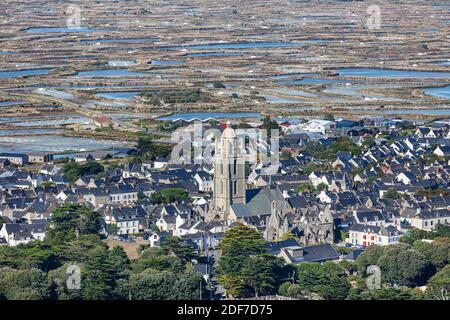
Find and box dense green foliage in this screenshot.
[45,203,102,245]
[0,204,205,300]
[216,224,289,298]
[135,136,173,159]
[141,89,206,105]
[356,243,432,286]
[425,264,450,300]
[304,137,363,160]
[63,161,104,183]
[400,224,450,245]
[149,188,189,204]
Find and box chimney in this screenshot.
[292,247,304,258]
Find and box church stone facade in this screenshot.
[206,124,334,245]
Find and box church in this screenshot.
[205,124,334,245]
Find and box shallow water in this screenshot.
[181,41,307,50]
[185,52,240,57]
[0,129,63,136]
[81,38,156,43]
[75,69,154,77]
[0,135,126,153]
[0,68,51,78]
[277,78,352,85]
[95,91,140,100]
[25,27,109,33]
[424,85,450,99]
[338,68,450,78]
[150,60,186,65]
[158,112,261,121]
[365,109,450,116]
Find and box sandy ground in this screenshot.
[106,238,149,260]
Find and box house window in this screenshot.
[234,181,237,195]
[425,221,428,226]
[234,159,237,175]
[371,236,374,241]
[363,235,366,239]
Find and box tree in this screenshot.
[81,246,117,300]
[296,182,314,193]
[400,228,430,246]
[48,263,83,300]
[426,265,450,300]
[0,241,59,271]
[384,187,400,199]
[161,236,197,263]
[296,262,351,300]
[45,204,102,245]
[132,247,184,274]
[315,182,328,191]
[217,274,247,298]
[413,240,449,270]
[129,269,178,300]
[0,267,53,300]
[356,243,432,287]
[241,254,285,297]
[217,225,287,298]
[135,136,173,159]
[63,161,104,183]
[109,246,131,274]
[177,268,205,300]
[219,224,266,258]
[346,287,424,300]
[150,188,188,204]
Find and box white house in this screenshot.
[0,222,46,246]
[348,224,402,247]
[433,145,450,157]
[300,120,335,134]
[104,208,139,235]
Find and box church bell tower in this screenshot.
[212,122,246,219]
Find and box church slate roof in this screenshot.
[245,187,285,216]
[230,203,253,218]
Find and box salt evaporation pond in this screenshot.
[81,38,156,44]
[185,52,240,57]
[181,41,307,50]
[338,68,450,78]
[95,92,140,100]
[76,69,154,77]
[0,129,63,136]
[25,27,110,33]
[424,85,450,99]
[0,135,127,153]
[0,68,51,78]
[150,60,186,66]
[158,112,261,121]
